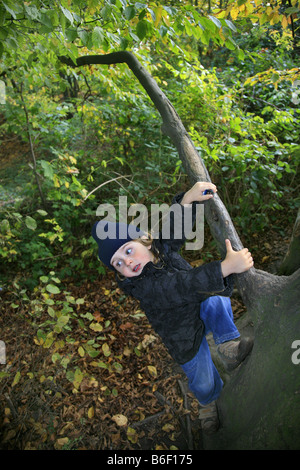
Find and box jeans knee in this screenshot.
[189,373,219,405]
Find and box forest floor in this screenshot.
[0,139,294,450]
[0,225,292,451]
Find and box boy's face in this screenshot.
[110,240,154,277]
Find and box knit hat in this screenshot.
[92,220,144,270]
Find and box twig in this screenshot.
[5,393,18,420]
[82,174,131,202]
[131,410,166,428]
[154,390,192,449]
[18,83,47,209]
[178,379,193,450]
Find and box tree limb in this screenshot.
[59,51,265,311]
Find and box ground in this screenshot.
[0,227,292,451]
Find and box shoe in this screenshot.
[217,337,254,371]
[198,400,219,434]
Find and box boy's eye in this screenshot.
[126,247,132,255]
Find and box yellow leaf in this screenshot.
[147,365,157,378]
[53,174,60,188]
[89,322,103,332]
[78,346,85,357]
[112,414,128,427]
[127,427,138,444]
[154,5,163,27]
[162,423,175,432]
[12,371,21,387]
[123,345,132,357]
[55,437,69,449]
[102,343,111,357]
[88,406,94,419]
[282,15,288,29]
[230,5,239,20]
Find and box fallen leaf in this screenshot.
[55,437,69,449]
[102,343,111,357]
[120,322,134,331]
[162,423,175,432]
[112,414,128,426]
[127,426,138,443]
[147,365,157,377]
[89,322,103,332]
[12,371,21,387]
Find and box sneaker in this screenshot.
[217,337,254,371]
[198,400,219,434]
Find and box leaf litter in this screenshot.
[0,270,249,450]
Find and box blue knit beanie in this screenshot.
[92,220,144,270]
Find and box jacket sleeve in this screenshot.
[127,260,234,310]
[158,192,201,253]
[164,261,233,304]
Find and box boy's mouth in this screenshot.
[133,263,141,273]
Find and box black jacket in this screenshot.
[117,194,234,365]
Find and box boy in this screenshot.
[92,182,254,433]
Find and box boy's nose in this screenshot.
[125,258,132,266]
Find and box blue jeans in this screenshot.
[181,296,240,405]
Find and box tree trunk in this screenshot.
[278,208,300,276]
[59,52,300,449]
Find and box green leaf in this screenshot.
[92,26,103,48]
[37,209,48,216]
[225,37,237,50]
[208,15,221,29]
[136,20,147,40]
[25,216,37,231]
[101,5,112,20]
[102,343,111,357]
[12,371,21,387]
[125,5,135,20]
[40,13,53,30]
[46,284,61,294]
[60,6,73,25]
[96,361,108,369]
[57,315,70,328]
[78,30,89,46]
[65,28,78,42]
[24,4,40,21]
[73,367,83,389]
[225,19,237,32]
[2,2,17,19]
[40,160,54,179]
[47,306,55,317]
[87,349,100,358]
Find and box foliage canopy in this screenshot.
[0,0,299,286]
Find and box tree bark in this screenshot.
[59,51,300,449]
[278,208,300,276]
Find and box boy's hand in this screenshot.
[221,239,254,277]
[181,182,217,205]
